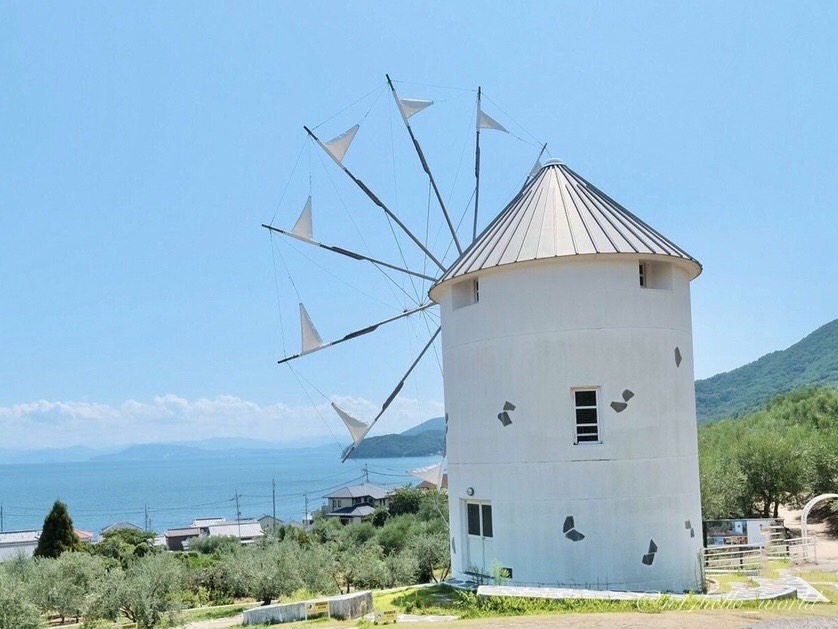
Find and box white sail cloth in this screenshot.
[299,303,323,353]
[331,402,372,445]
[324,125,359,163]
[478,109,508,133]
[409,462,445,489]
[292,196,313,239]
[397,97,433,120]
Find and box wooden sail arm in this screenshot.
[278,303,435,366]
[341,326,441,462]
[262,223,438,282]
[385,75,463,255]
[304,125,447,273]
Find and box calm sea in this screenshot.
[0,449,438,535]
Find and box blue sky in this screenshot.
[1,1,836,449]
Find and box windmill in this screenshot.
[265,77,705,592]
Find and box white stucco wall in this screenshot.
[431,254,704,592]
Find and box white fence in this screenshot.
[704,526,818,574]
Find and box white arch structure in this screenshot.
[801,493,838,561]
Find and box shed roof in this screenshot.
[165,527,200,538]
[101,522,143,534]
[434,161,700,288]
[324,483,391,500]
[207,521,264,539]
[327,505,376,518]
[0,530,40,545]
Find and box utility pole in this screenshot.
[363,464,369,483]
[144,504,149,531]
[235,490,242,540]
[272,478,277,537]
[1,505,4,532]
[304,493,308,526]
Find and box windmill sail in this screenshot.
[409,462,445,488]
[478,109,508,133]
[292,196,313,239]
[331,402,372,445]
[299,303,323,353]
[398,98,433,120]
[324,124,359,163]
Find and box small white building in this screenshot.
[430,160,704,591]
[0,530,40,562]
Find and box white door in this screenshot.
[465,501,494,575]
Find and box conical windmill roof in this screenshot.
[434,161,701,288]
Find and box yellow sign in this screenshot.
[375,609,397,624]
[305,600,330,616]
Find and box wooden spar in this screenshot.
[262,223,437,282]
[472,86,482,242]
[341,326,441,462]
[385,75,462,255]
[304,125,446,273]
[277,303,435,366]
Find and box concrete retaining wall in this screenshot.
[242,591,372,625]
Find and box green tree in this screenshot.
[92,528,157,567]
[388,487,422,516]
[84,553,186,629]
[229,540,302,605]
[34,501,80,558]
[30,553,106,623]
[0,574,44,629]
[409,531,450,583]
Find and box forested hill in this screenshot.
[696,318,838,422]
[347,417,445,459]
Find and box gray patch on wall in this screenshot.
[642,539,658,566]
[563,516,585,541]
[684,520,691,529]
[498,401,516,426]
[675,347,683,367]
[451,537,456,554]
[622,389,634,402]
[610,401,628,413]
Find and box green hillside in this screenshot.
[346,431,444,459]
[696,318,838,422]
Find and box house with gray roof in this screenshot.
[324,483,393,524]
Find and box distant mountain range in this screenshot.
[695,318,838,422]
[4,319,835,464]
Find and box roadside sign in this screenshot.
[305,600,330,617]
[375,609,398,624]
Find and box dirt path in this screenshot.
[779,505,838,569]
[179,609,838,629]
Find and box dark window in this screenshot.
[574,388,600,444]
[575,390,597,407]
[481,504,493,538]
[639,262,647,287]
[467,503,480,536]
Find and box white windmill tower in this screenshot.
[429,160,704,591]
[266,78,704,592]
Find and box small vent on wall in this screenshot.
[452,278,480,310]
[639,260,673,290]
